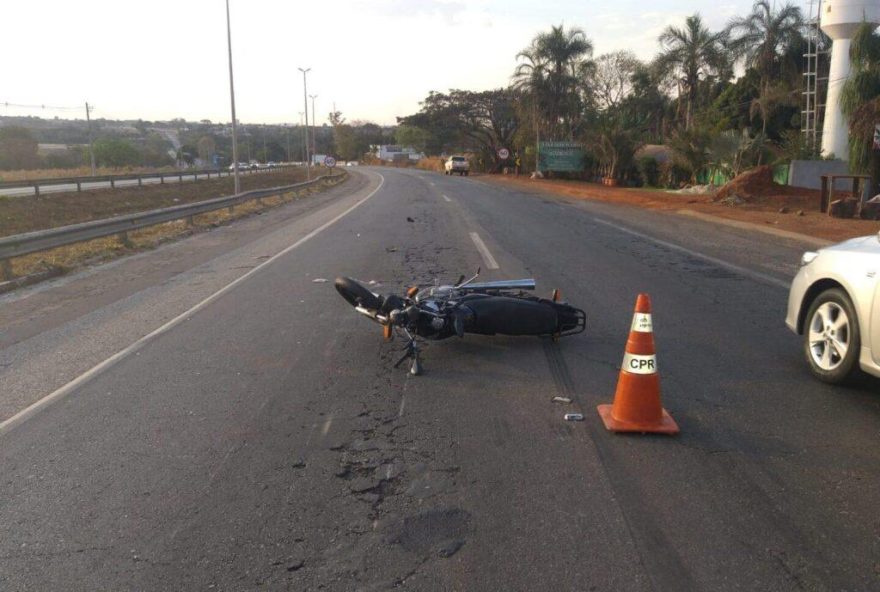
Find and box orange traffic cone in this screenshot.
[597,294,679,435]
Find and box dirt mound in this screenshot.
[713,166,787,203]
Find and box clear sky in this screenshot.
[2,0,811,126]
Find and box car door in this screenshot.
[873,274,880,364]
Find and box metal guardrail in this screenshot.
[0,172,343,277]
[0,164,294,197]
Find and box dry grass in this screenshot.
[5,174,346,281]
[416,157,444,172]
[0,166,181,182]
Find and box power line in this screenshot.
[0,101,82,111]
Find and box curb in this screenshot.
[676,209,833,248]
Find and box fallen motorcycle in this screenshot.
[335,270,585,375]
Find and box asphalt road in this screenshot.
[0,167,277,198]
[1,168,878,591]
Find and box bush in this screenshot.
[660,160,691,189]
[636,157,660,187]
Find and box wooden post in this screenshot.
[820,175,830,213]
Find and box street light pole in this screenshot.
[298,67,311,180]
[299,112,305,163]
[85,101,96,176]
[309,94,318,164]
[225,0,241,194]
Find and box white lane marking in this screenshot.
[321,415,333,436]
[592,218,789,289]
[442,195,452,202]
[0,173,387,437]
[398,394,406,417]
[469,232,500,270]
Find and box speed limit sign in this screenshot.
[324,156,337,168]
[497,148,510,160]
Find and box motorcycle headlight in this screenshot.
[800,251,819,267]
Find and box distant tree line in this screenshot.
[397,1,880,187]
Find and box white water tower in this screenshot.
[820,0,880,160]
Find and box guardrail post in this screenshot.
[179,174,183,183]
[228,204,235,214]
[138,176,143,187]
[186,215,195,227]
[34,184,40,198]
[117,231,133,248]
[76,181,82,192]
[194,173,198,182]
[1,259,13,282]
[110,178,115,189]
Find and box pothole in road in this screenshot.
[384,507,471,557]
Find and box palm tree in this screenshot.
[513,24,593,138]
[655,15,728,130]
[841,22,880,173]
[727,0,803,135]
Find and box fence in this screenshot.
[0,172,343,281]
[0,164,294,197]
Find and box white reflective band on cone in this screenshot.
[622,352,657,374]
[631,313,653,333]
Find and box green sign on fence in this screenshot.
[538,141,584,172]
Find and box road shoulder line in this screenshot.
[677,209,833,248]
[593,217,790,290]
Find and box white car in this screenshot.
[444,156,470,176]
[786,232,880,383]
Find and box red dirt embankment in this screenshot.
[481,172,879,244]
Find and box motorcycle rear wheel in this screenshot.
[335,277,381,310]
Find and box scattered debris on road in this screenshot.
[552,396,572,404]
[312,278,328,283]
[564,413,584,421]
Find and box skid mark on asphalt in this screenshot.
[542,339,698,591]
[592,218,788,289]
[469,232,500,270]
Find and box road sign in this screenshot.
[497,148,510,160]
[538,141,584,172]
[324,156,337,168]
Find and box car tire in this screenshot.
[803,288,862,384]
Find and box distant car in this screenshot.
[786,233,880,383]
[444,156,469,176]
[346,161,359,167]
[266,161,277,168]
[228,162,249,171]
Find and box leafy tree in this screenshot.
[395,125,431,153]
[0,126,39,169]
[654,14,728,130]
[591,51,641,111]
[93,137,141,167]
[197,136,216,163]
[841,22,880,173]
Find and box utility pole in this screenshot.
[262,128,267,163]
[285,124,291,162]
[299,112,305,163]
[225,0,241,194]
[309,94,318,164]
[85,102,96,176]
[298,67,311,179]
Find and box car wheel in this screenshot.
[803,288,861,384]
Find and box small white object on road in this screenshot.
[312,278,328,283]
[552,396,572,404]
[564,413,585,421]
